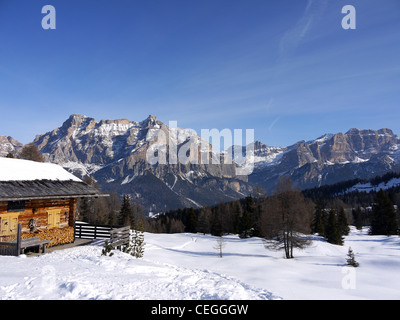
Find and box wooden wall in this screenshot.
[0,198,77,233]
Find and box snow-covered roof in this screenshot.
[0,157,107,201]
[0,157,82,182]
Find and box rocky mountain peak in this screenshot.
[30,114,252,212]
[10,113,399,212]
[140,114,159,128]
[249,127,400,193]
[0,136,23,157]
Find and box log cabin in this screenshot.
[0,157,108,247]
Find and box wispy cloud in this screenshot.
[268,117,280,132]
[279,0,328,60]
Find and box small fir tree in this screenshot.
[346,247,359,267]
[101,240,114,257]
[124,219,145,258]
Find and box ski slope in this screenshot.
[0,227,399,300]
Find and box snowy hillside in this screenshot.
[0,228,399,300]
[346,177,400,193]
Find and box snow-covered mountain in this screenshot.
[0,135,22,157]
[33,114,252,213]
[246,128,400,192]
[6,114,397,212]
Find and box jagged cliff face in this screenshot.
[248,128,400,192]
[31,114,400,212]
[33,114,252,212]
[0,136,23,157]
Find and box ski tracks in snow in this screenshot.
[0,245,279,300]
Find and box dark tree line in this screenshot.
[77,177,149,230]
[77,171,399,251]
[311,203,349,245]
[147,195,261,237]
[148,174,400,248]
[303,171,400,209]
[369,189,398,236]
[148,177,315,258]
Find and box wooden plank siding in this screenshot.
[0,198,77,248]
[0,198,76,234]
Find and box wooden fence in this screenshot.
[74,221,114,240]
[0,222,131,256]
[74,221,130,248]
[110,226,131,248]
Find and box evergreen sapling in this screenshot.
[101,240,114,257]
[124,219,145,258]
[346,247,359,267]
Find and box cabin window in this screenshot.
[0,213,19,236]
[47,209,61,228]
[7,200,25,212]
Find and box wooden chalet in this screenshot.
[0,157,107,249]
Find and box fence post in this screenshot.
[16,223,21,257]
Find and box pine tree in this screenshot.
[346,247,359,267]
[325,208,343,245]
[185,208,198,233]
[197,206,211,235]
[231,201,242,235]
[370,189,398,235]
[210,207,223,236]
[352,206,363,230]
[125,219,145,258]
[119,195,134,227]
[311,202,325,236]
[337,206,350,236]
[101,240,114,257]
[238,210,253,238]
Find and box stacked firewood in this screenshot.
[22,227,74,247]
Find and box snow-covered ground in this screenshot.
[0,227,399,300]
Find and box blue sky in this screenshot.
[0,0,399,147]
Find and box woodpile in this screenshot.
[22,227,74,247]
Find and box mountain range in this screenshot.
[247,128,400,192]
[3,114,400,213]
